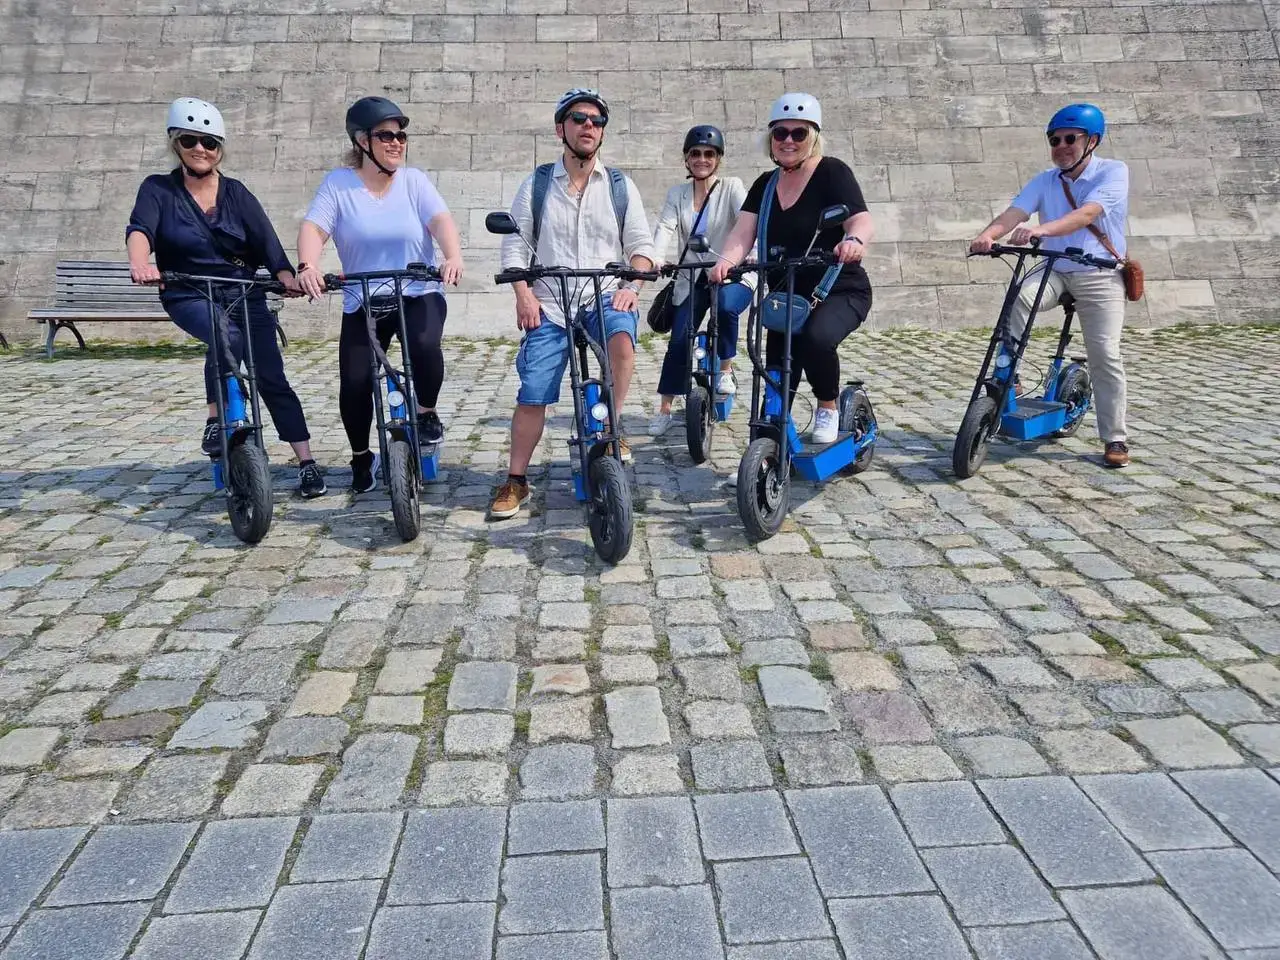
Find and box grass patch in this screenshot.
[809,652,833,682]
[739,665,760,685]
[103,612,125,630]
[36,341,208,362]
[514,710,531,737]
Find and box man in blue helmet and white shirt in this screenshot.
[970,103,1132,468]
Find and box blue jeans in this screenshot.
[657,281,751,397]
[516,292,638,406]
[163,292,310,443]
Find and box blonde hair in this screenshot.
[761,127,824,164]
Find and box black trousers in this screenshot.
[765,289,872,403]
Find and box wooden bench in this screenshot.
[27,260,288,359]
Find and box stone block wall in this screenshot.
[1,0,1277,341]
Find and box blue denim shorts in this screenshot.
[516,293,638,406]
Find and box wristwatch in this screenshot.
[296,263,314,273]
[842,236,864,246]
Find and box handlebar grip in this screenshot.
[1091,256,1119,270]
[494,269,528,285]
[322,273,344,292]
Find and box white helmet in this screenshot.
[166,97,225,140]
[768,93,822,131]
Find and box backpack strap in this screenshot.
[528,162,556,261]
[607,166,629,242]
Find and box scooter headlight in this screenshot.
[994,354,1011,369]
[694,346,707,360]
[387,390,405,408]
[590,402,609,423]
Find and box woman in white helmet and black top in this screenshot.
[126,97,327,499]
[709,93,875,446]
[648,124,756,438]
[296,96,464,494]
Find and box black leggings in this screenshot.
[339,293,446,453]
[765,290,872,402]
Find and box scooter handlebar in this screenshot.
[321,263,443,292]
[975,243,1120,271]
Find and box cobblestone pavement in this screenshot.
[1,326,1279,959]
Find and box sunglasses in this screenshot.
[372,130,408,144]
[567,111,607,128]
[1047,133,1082,147]
[687,148,718,160]
[177,134,222,151]
[771,126,810,143]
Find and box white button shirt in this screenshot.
[501,158,657,328]
[1010,156,1130,273]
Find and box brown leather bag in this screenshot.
[1060,177,1143,301]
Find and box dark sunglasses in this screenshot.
[1047,133,1081,147]
[771,126,810,143]
[177,134,222,151]
[372,130,408,144]
[686,148,718,160]
[567,111,607,128]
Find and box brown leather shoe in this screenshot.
[488,478,531,519]
[1104,441,1130,468]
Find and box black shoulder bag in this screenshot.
[647,181,718,335]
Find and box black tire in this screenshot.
[1053,362,1092,438]
[226,442,273,544]
[387,439,421,542]
[953,396,999,478]
[838,386,877,475]
[737,437,789,542]
[685,385,714,465]
[588,454,633,564]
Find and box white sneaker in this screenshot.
[715,371,737,396]
[810,407,839,445]
[649,412,675,436]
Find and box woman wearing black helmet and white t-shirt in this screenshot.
[296,96,464,494]
[647,124,755,438]
[709,93,875,446]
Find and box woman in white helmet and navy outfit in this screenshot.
[126,97,327,499]
[296,96,464,495]
[709,93,875,446]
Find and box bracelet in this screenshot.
[842,236,864,246]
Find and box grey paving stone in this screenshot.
[843,692,933,743]
[222,763,323,817]
[499,853,603,934]
[606,796,704,888]
[979,776,1154,887]
[758,666,831,712]
[247,880,380,960]
[690,740,774,790]
[1233,724,1280,763]
[604,686,672,748]
[419,760,508,806]
[1077,773,1231,851]
[786,786,932,898]
[291,812,403,883]
[779,739,863,785]
[321,732,418,811]
[715,858,830,944]
[725,944,841,960]
[0,826,87,923]
[0,903,150,960]
[889,781,1006,847]
[1182,689,1268,724]
[967,921,1094,960]
[164,817,296,913]
[1125,715,1243,768]
[1,779,121,830]
[130,911,261,960]
[1150,849,1280,950]
[911,675,1013,733]
[1039,728,1149,774]
[259,717,349,759]
[47,822,196,906]
[1176,769,1280,872]
[212,650,303,699]
[694,791,800,860]
[519,744,597,800]
[507,800,604,856]
[610,884,724,960]
[496,932,610,960]
[675,659,744,701]
[1096,685,1181,715]
[447,661,518,712]
[957,735,1051,777]
[166,701,270,750]
[828,895,970,960]
[386,808,506,905]
[101,680,201,718]
[365,903,495,960]
[1061,885,1226,960]
[922,845,1065,925]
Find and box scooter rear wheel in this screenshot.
[588,454,633,564]
[686,385,714,465]
[953,396,999,478]
[387,439,421,542]
[1053,363,1091,438]
[838,386,877,475]
[737,437,789,542]
[226,442,273,544]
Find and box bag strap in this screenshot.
[758,170,842,307]
[676,179,718,266]
[172,170,248,270]
[1060,176,1123,263]
[529,163,630,265]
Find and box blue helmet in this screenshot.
[1046,103,1105,142]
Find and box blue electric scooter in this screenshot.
[160,271,281,544]
[322,263,444,541]
[953,241,1118,478]
[730,204,879,543]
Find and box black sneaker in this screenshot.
[201,419,220,456]
[351,451,380,493]
[418,410,444,443]
[298,461,327,499]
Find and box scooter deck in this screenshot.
[792,431,857,482]
[713,393,734,422]
[1000,398,1069,440]
[420,442,443,482]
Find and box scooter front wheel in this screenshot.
[737,437,789,542]
[1052,363,1091,438]
[588,454,633,564]
[953,396,999,478]
[226,442,273,544]
[685,385,714,465]
[387,439,421,542]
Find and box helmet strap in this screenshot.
[562,133,600,169]
[1060,136,1098,178]
[356,132,395,177]
[180,162,216,180]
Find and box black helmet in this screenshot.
[683,125,724,154]
[345,96,409,144]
